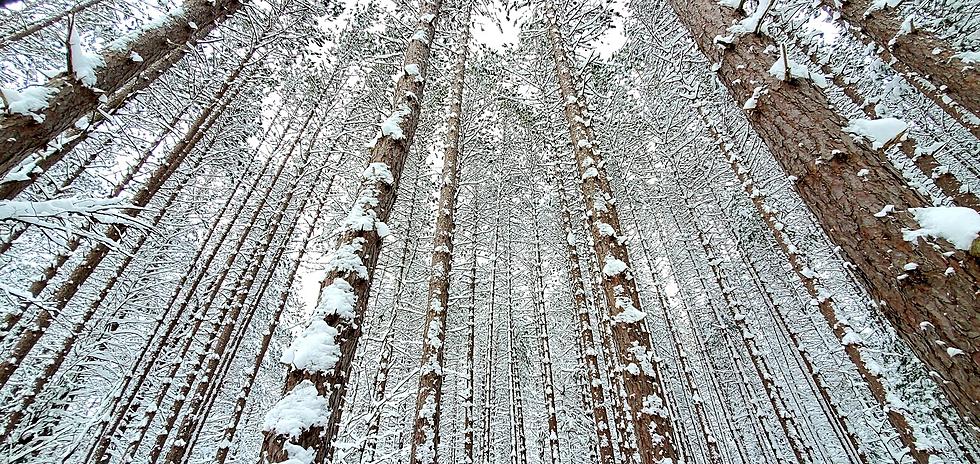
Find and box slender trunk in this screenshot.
[669,0,980,425]
[409,12,469,463]
[260,2,444,462]
[543,3,677,461]
[530,220,560,464]
[480,202,502,464]
[505,230,528,464]
[554,179,615,463]
[0,0,243,178]
[463,210,478,464]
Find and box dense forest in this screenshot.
[0,0,978,463]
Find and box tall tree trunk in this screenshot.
[480,201,502,464]
[668,0,980,425]
[554,178,615,463]
[530,218,561,464]
[0,0,242,178]
[409,11,469,463]
[543,3,677,461]
[826,0,980,122]
[505,229,528,464]
[463,198,479,464]
[260,2,443,462]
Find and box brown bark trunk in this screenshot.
[480,202,503,464]
[544,4,677,461]
[260,3,443,462]
[463,198,479,464]
[554,180,615,464]
[827,0,980,125]
[409,13,469,463]
[0,0,109,49]
[0,0,242,178]
[530,220,561,464]
[669,0,980,425]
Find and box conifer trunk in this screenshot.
[555,179,615,463]
[544,3,677,461]
[668,0,980,425]
[0,0,242,178]
[409,13,469,462]
[260,3,443,461]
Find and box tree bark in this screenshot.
[260,2,443,462]
[544,3,678,461]
[554,180,615,463]
[0,0,242,178]
[826,0,980,124]
[409,12,469,464]
[530,219,561,464]
[668,0,980,425]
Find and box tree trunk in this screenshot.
[826,0,980,123]
[668,0,980,425]
[260,2,443,462]
[480,202,502,464]
[409,12,469,464]
[0,0,242,178]
[554,179,615,463]
[543,3,678,461]
[530,219,561,464]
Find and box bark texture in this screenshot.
[409,15,469,462]
[544,3,678,461]
[260,3,443,461]
[668,0,980,425]
[0,0,241,178]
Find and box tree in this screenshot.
[409,10,471,462]
[543,3,678,461]
[260,2,444,461]
[667,0,980,425]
